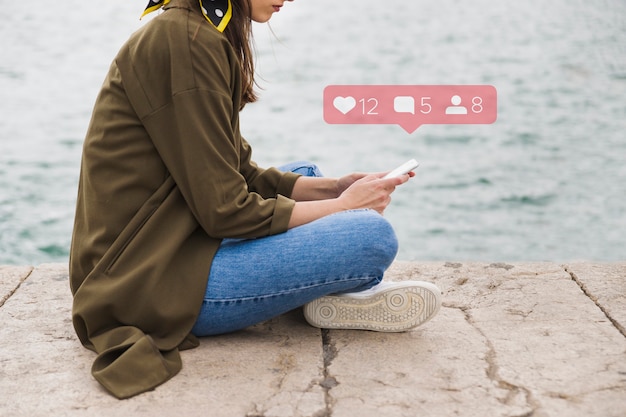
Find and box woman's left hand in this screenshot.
[336,170,415,196]
[336,172,368,197]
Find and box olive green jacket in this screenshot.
[69,0,299,399]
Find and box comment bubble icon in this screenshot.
[332,96,356,115]
[393,96,415,114]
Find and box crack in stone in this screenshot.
[313,329,338,417]
[244,329,336,417]
[0,267,34,308]
[246,380,326,417]
[564,266,626,338]
[452,305,539,415]
[506,302,539,319]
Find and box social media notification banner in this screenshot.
[323,85,497,134]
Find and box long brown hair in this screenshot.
[223,0,257,107]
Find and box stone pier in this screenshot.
[1,261,624,417]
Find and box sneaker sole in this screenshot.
[303,282,441,332]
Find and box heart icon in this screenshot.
[333,96,356,115]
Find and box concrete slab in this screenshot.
[0,264,326,417]
[0,265,33,306]
[0,262,624,417]
[325,262,626,417]
[565,262,626,336]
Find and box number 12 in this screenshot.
[359,98,379,115]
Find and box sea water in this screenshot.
[1,0,625,265]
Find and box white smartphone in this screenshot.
[383,159,420,179]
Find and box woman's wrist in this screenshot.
[288,197,348,229]
[291,176,342,201]
[332,177,342,198]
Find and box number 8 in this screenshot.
[471,97,483,113]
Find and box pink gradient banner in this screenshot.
[323,85,497,133]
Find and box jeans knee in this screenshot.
[277,161,324,177]
[350,210,399,269]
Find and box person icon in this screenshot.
[445,95,468,115]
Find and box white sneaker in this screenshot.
[303,281,442,332]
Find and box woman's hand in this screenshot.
[335,172,367,196]
[337,173,410,214]
[336,169,415,198]
[287,171,413,228]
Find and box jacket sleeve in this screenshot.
[238,136,300,199]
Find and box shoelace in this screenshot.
[142,0,232,32]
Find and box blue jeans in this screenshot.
[191,162,399,336]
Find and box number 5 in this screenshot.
[420,97,432,114]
